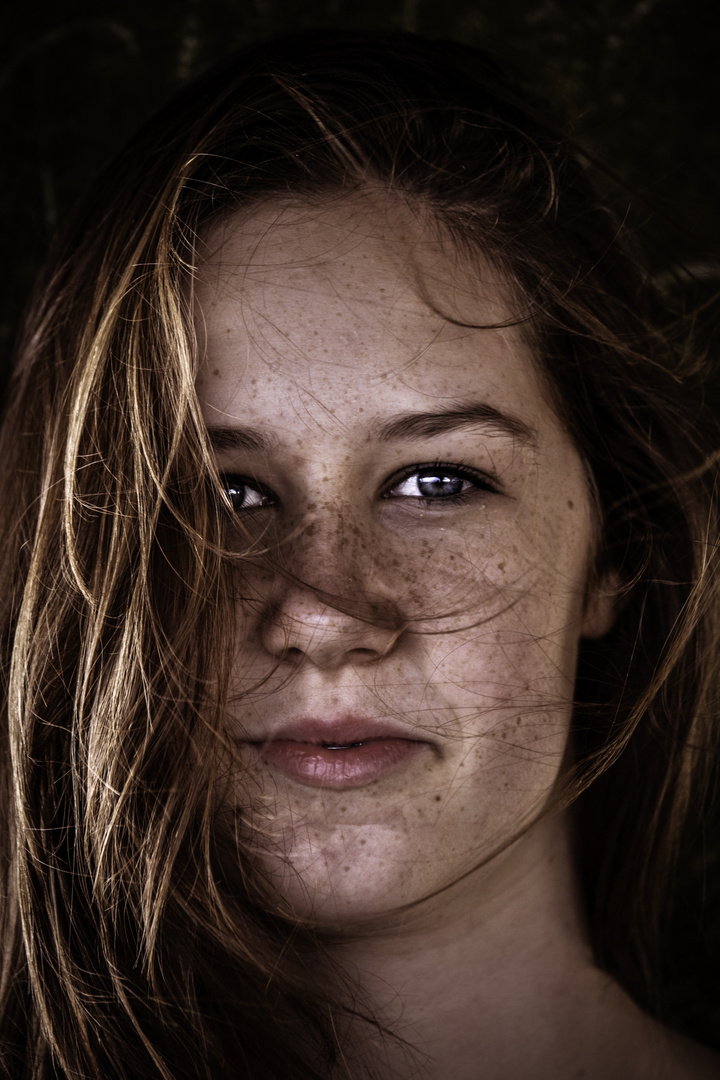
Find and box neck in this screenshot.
[327,812,661,1080]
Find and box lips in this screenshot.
[248,717,431,789]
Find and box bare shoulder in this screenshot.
[660,1029,720,1080]
[589,975,720,1080]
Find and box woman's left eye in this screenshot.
[385,464,496,502]
[220,475,274,511]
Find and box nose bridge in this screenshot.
[289,497,356,590]
[260,499,404,667]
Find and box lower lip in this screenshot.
[255,738,426,789]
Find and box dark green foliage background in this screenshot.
[2,0,719,1049]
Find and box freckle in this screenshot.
[498,562,505,571]
[343,865,350,872]
[212,368,220,376]
[434,794,441,802]
[516,716,522,725]
[339,805,346,813]
[359,838,366,845]
[567,500,574,509]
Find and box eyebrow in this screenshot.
[374,401,537,447]
[207,426,269,453]
[206,400,537,454]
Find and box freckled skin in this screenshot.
[192,195,720,1080]
[195,193,614,923]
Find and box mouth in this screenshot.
[247,717,432,790]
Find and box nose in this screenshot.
[259,583,405,670]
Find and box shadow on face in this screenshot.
[194,190,616,924]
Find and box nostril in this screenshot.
[258,586,406,669]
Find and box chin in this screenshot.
[253,817,449,924]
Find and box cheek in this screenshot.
[375,508,593,667]
[401,593,579,771]
[368,510,590,750]
[228,494,592,696]
[226,516,589,919]
[230,505,584,619]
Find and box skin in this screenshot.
[194,191,719,1079]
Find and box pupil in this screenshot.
[225,482,247,510]
[418,474,463,497]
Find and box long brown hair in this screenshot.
[0,30,717,1079]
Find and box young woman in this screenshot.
[0,30,718,1080]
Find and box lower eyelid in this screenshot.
[385,467,499,499]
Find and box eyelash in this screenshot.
[220,476,275,512]
[381,461,499,504]
[219,461,500,512]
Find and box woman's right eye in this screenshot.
[220,475,274,511]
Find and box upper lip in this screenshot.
[247,715,432,747]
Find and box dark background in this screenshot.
[2,0,719,1047]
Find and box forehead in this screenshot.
[194,193,557,443]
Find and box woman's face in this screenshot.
[195,193,613,923]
